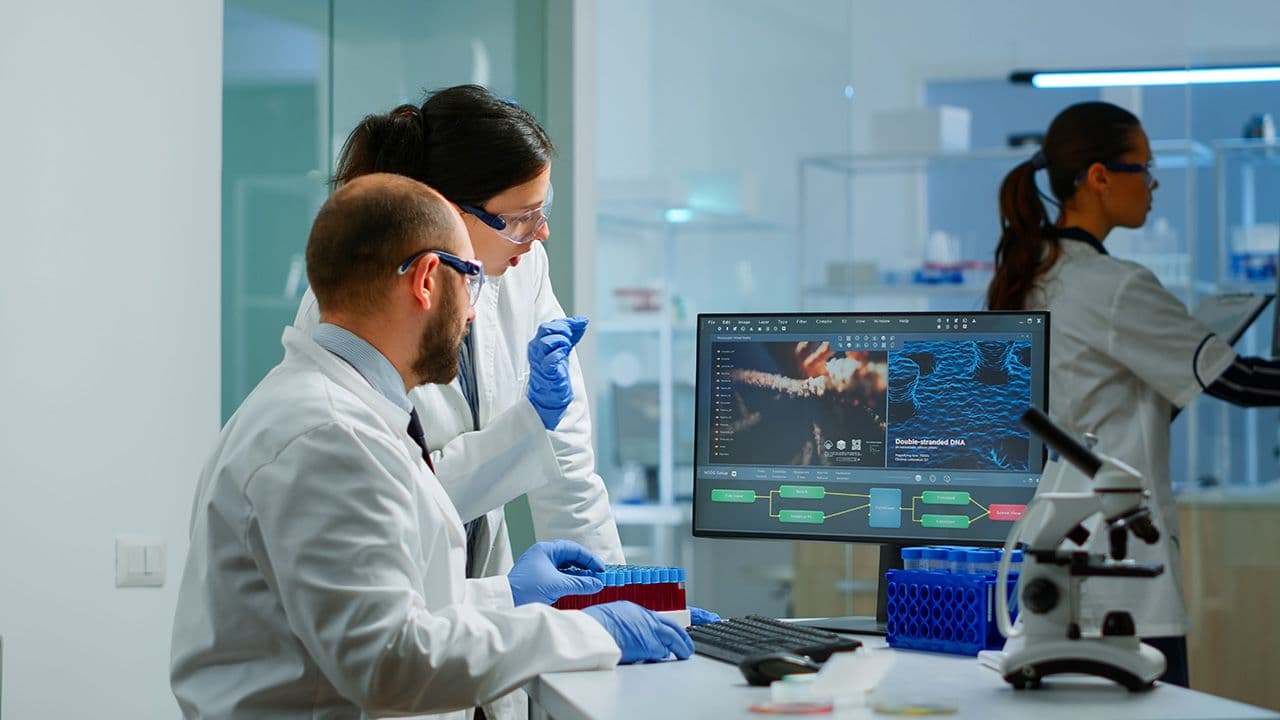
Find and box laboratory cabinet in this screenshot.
[1179,491,1280,710]
[1199,139,1280,490]
[1212,139,1280,294]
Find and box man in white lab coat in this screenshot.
[294,237,617,581]
[171,174,692,720]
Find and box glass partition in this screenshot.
[222,0,330,421]
[594,0,856,614]
[589,0,1280,664]
[222,0,540,421]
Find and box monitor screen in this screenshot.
[692,311,1048,546]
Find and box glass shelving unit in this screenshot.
[1195,138,1280,489]
[796,140,1213,313]
[593,201,785,563]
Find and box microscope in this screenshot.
[988,408,1167,691]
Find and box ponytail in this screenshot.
[331,86,555,205]
[332,104,430,190]
[986,160,1058,311]
[986,101,1141,311]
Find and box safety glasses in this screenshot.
[459,184,553,245]
[397,249,485,306]
[1073,161,1156,190]
[1102,161,1157,190]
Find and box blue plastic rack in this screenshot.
[884,568,1018,656]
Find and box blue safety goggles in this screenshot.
[397,249,485,306]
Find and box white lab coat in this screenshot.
[1028,239,1235,637]
[293,241,624,584]
[170,327,619,720]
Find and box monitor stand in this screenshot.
[789,543,903,636]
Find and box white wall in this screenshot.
[0,2,222,718]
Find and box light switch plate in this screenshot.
[116,534,165,587]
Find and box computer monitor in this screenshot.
[692,311,1049,632]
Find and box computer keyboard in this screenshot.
[687,615,862,667]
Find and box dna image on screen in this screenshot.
[886,339,1032,471]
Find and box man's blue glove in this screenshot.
[582,601,695,664]
[689,606,721,626]
[527,316,589,430]
[508,540,605,606]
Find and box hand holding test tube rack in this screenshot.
[554,564,691,627]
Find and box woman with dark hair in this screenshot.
[989,101,1280,687]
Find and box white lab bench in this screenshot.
[527,634,1279,720]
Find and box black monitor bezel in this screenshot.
[691,309,1050,545]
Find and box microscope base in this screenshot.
[997,638,1166,691]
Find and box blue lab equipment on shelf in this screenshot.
[885,546,1021,656]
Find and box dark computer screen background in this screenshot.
[692,311,1049,548]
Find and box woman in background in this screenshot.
[988,100,1280,687]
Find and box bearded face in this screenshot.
[411,271,468,385]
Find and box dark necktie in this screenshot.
[407,407,484,577]
[406,407,434,470]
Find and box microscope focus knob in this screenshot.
[1021,577,1060,614]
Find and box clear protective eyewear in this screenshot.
[1102,161,1157,190]
[1076,161,1157,190]
[459,184,553,245]
[397,249,485,306]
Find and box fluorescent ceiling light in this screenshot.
[664,208,694,224]
[1010,65,1280,88]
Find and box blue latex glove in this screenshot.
[689,606,721,626]
[527,316,589,430]
[508,540,605,606]
[582,601,695,664]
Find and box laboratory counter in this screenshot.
[527,634,1280,720]
[1178,490,1280,710]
